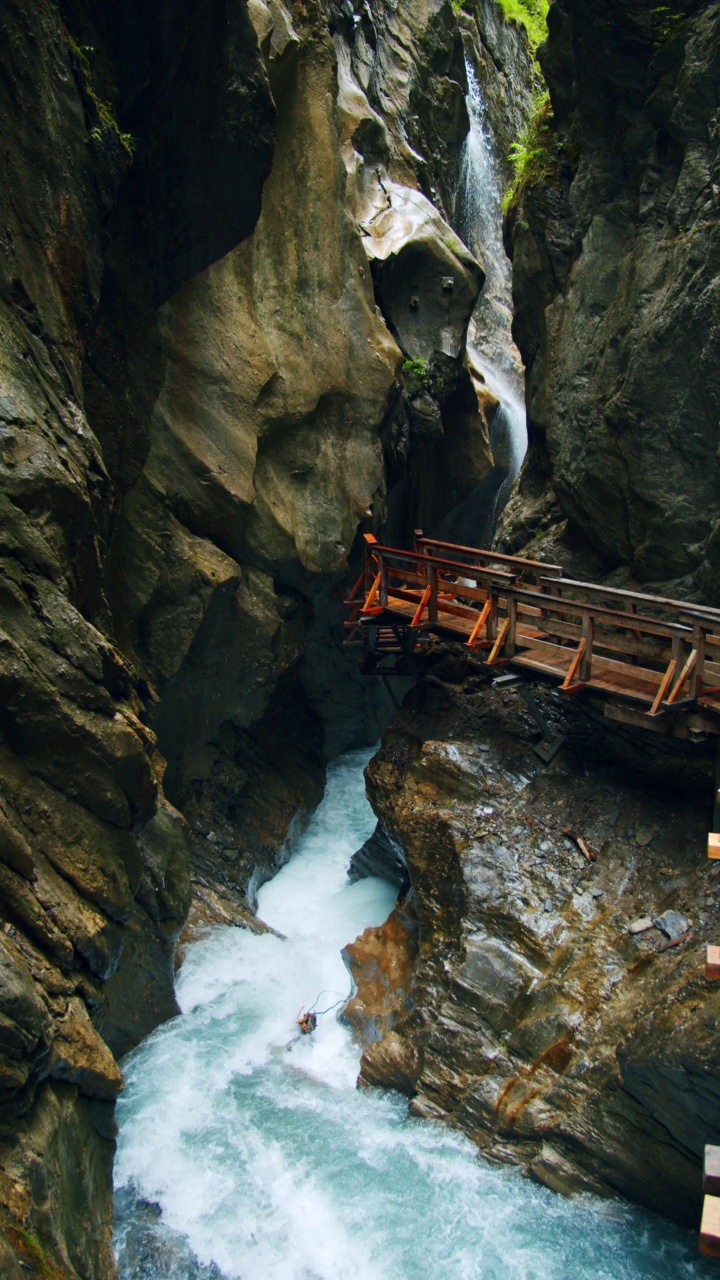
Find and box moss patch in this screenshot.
[502,90,559,212]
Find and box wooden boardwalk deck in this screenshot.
[344,533,720,739]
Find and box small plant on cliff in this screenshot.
[495,0,549,51]
[651,2,687,44]
[402,358,431,390]
[64,31,138,160]
[502,90,558,212]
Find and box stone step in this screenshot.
[705,1147,720,1197]
[706,946,720,979]
[700,1194,720,1256]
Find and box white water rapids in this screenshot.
[114,748,712,1280]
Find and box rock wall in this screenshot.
[360,656,720,1225]
[0,0,535,1272]
[501,0,720,597]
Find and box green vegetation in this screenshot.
[65,33,137,159]
[450,0,548,48]
[495,0,549,51]
[402,358,431,390]
[7,1227,66,1280]
[651,3,687,44]
[502,90,558,212]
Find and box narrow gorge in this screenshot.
[1,0,720,1276]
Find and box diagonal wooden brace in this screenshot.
[361,572,381,614]
[411,584,432,627]
[647,656,677,716]
[466,599,492,648]
[668,648,698,704]
[561,637,586,691]
[486,615,510,665]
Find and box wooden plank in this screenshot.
[374,544,516,583]
[521,612,672,663]
[416,536,563,577]
[708,833,720,859]
[541,575,720,627]
[705,1147,720,1195]
[466,599,492,648]
[700,1195,720,1257]
[603,700,690,737]
[487,616,510,665]
[561,638,586,691]
[648,658,677,716]
[512,586,692,642]
[706,948,720,981]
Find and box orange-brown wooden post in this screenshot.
[428,563,438,623]
[694,623,707,699]
[580,614,594,682]
[379,553,388,607]
[507,596,517,657]
[487,586,498,641]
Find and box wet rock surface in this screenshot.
[0,0,538,1270]
[502,0,720,597]
[359,649,720,1224]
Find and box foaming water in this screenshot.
[114,748,711,1280]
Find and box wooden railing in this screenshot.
[345,532,720,725]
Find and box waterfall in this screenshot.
[443,57,528,544]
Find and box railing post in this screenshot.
[488,586,498,641]
[414,528,425,556]
[507,595,517,657]
[363,532,378,594]
[694,624,707,699]
[580,614,594,682]
[429,563,438,623]
[380,553,388,607]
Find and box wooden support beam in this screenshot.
[695,624,707,699]
[411,584,432,628]
[379,557,388,607]
[361,572,381,614]
[708,833,720,859]
[668,648,698,704]
[561,638,586,691]
[486,616,510,665]
[428,565,438,624]
[580,614,594,682]
[700,1194,720,1256]
[647,657,677,716]
[705,1147,720,1196]
[706,946,720,980]
[507,597,518,658]
[466,599,492,648]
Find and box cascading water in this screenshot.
[113,748,713,1279]
[443,57,528,543]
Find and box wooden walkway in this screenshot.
[344,533,720,739]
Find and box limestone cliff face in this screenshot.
[360,661,720,1226]
[501,0,720,596]
[0,0,533,1272]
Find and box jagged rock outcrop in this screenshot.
[0,0,537,1272]
[501,0,720,597]
[357,657,720,1225]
